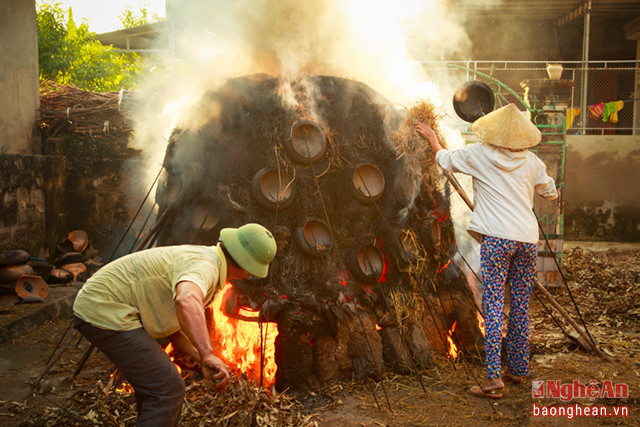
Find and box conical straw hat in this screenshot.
[472,103,541,149]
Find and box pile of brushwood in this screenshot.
[560,246,640,329]
[39,81,134,138]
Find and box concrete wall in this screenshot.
[41,136,144,260]
[564,135,640,241]
[0,0,40,154]
[0,136,143,262]
[0,154,65,258]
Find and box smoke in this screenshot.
[128,0,478,160]
[124,0,493,262]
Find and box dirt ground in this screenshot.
[0,245,638,426]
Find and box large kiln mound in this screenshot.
[155,73,482,391]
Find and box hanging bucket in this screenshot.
[294,220,333,257]
[251,168,295,211]
[346,245,384,284]
[352,164,385,204]
[453,81,495,123]
[284,121,327,164]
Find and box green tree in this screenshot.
[119,4,162,29]
[37,1,143,92]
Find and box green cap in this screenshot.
[219,223,277,278]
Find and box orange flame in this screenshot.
[477,313,485,338]
[446,321,458,360]
[164,342,182,375]
[437,259,451,274]
[111,370,134,395]
[209,284,278,387]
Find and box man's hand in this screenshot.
[201,354,231,393]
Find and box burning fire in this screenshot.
[477,312,485,337]
[437,258,451,275]
[445,321,458,360]
[112,370,134,395]
[209,284,278,387]
[164,342,182,375]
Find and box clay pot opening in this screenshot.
[393,173,417,207]
[251,168,295,211]
[352,164,385,204]
[347,245,384,284]
[16,275,49,300]
[156,174,183,211]
[285,121,327,164]
[294,220,333,257]
[190,195,224,233]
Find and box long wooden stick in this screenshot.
[533,279,608,360]
[442,170,474,210]
[441,170,609,361]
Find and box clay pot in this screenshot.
[284,121,327,164]
[68,230,89,253]
[47,268,73,284]
[393,173,418,207]
[251,168,295,211]
[346,245,384,284]
[0,264,35,285]
[15,275,49,300]
[61,263,87,281]
[156,175,183,211]
[27,258,54,282]
[294,220,333,257]
[0,250,29,266]
[352,164,385,204]
[189,195,225,234]
[53,252,86,268]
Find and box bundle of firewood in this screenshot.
[39,81,134,138]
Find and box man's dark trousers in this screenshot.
[74,316,185,426]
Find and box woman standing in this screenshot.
[415,103,558,398]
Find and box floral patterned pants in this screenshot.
[481,235,537,378]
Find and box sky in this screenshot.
[55,0,166,33]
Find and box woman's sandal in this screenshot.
[502,372,524,385]
[467,385,503,399]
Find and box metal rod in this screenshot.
[31,329,80,393]
[532,278,607,361]
[580,0,592,135]
[301,135,390,411]
[107,166,163,262]
[361,254,429,396]
[351,169,476,384]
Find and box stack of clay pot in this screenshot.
[52,230,103,283]
[0,230,104,310]
[0,250,50,306]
